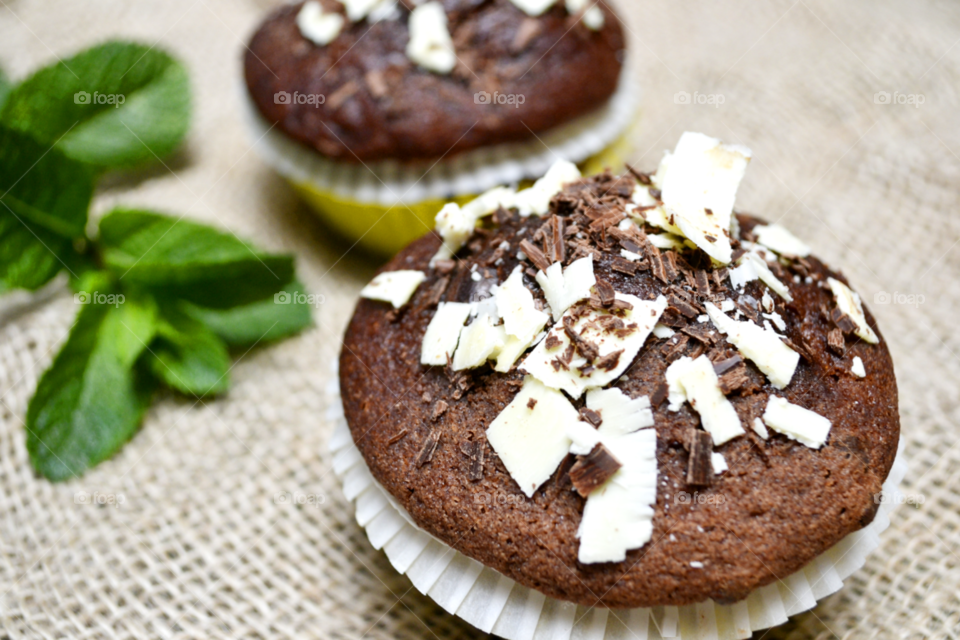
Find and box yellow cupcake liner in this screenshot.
[242,65,640,255]
[287,130,635,255]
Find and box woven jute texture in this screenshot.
[1,0,958,638]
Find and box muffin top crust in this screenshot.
[340,133,899,608]
[244,0,625,162]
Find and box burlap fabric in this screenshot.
[1,1,957,638]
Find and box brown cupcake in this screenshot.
[244,0,626,162]
[338,133,900,609]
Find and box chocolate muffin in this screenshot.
[245,0,626,161]
[241,0,637,255]
[340,132,899,608]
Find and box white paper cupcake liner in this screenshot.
[326,377,907,640]
[240,64,640,206]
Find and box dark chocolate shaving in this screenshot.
[650,381,669,407]
[718,364,750,395]
[416,430,442,467]
[579,407,603,427]
[563,320,600,360]
[460,441,485,482]
[661,334,690,361]
[648,245,668,283]
[662,251,679,282]
[544,216,566,264]
[594,349,623,372]
[595,279,616,307]
[712,354,743,376]
[681,323,719,345]
[425,276,449,307]
[570,443,622,497]
[626,164,652,185]
[827,328,846,356]
[686,430,714,486]
[387,429,408,445]
[668,294,700,319]
[831,307,857,334]
[611,257,639,275]
[519,239,551,272]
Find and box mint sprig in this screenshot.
[2,42,313,481]
[2,41,191,170]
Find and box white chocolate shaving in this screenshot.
[360,270,425,308]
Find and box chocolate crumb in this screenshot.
[434,259,456,275]
[527,398,538,410]
[511,17,542,53]
[431,400,448,421]
[326,79,359,110]
[364,69,388,98]
[570,443,622,497]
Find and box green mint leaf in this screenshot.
[98,208,295,308]
[0,123,94,290]
[26,287,158,481]
[146,305,230,396]
[1,41,190,170]
[184,281,314,347]
[0,67,11,112]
